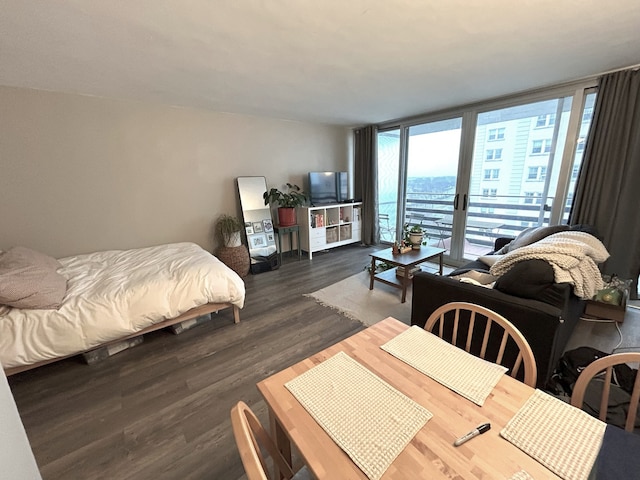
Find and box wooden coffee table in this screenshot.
[369,246,446,303]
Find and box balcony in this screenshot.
[380,192,570,260]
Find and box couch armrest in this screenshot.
[494,237,514,251]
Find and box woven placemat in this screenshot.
[380,326,507,406]
[500,389,606,480]
[285,351,433,480]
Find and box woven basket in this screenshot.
[216,245,250,278]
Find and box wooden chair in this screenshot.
[570,352,640,432]
[425,301,538,387]
[230,401,312,480]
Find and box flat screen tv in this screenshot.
[308,171,348,205]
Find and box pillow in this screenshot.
[493,259,555,299]
[496,224,570,254]
[448,259,492,277]
[450,269,498,286]
[477,254,504,266]
[0,246,67,309]
[570,224,602,239]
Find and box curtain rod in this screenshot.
[592,62,640,78]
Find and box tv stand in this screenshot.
[297,202,362,259]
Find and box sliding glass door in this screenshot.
[464,98,574,251]
[377,129,401,243]
[376,84,597,265]
[405,119,462,251]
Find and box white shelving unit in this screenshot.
[297,202,362,259]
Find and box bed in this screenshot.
[0,242,245,375]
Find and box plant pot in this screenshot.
[278,207,296,226]
[223,231,242,248]
[409,232,423,249]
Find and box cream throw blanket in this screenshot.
[490,231,609,299]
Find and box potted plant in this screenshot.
[403,223,427,249]
[215,214,244,248]
[263,183,308,226]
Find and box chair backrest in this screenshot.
[570,352,640,432]
[425,301,537,387]
[230,401,296,480]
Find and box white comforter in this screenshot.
[0,242,245,369]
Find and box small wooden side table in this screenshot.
[273,224,301,265]
[369,246,446,303]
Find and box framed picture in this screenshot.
[262,218,274,232]
[252,221,264,233]
[266,232,275,242]
[245,222,254,235]
[250,234,267,248]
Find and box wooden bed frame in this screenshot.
[4,302,240,376]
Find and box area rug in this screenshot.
[306,271,412,327]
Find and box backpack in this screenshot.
[545,346,639,430]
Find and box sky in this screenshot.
[407,129,462,178]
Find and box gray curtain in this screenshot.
[354,125,378,245]
[570,69,640,299]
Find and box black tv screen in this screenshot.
[308,172,348,205]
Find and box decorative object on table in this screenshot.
[263,183,308,226]
[402,222,427,249]
[262,218,273,232]
[396,265,421,279]
[215,213,244,248]
[249,234,267,249]
[392,240,412,255]
[584,274,631,322]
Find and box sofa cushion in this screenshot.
[450,270,498,286]
[496,224,570,254]
[448,259,492,277]
[493,259,556,299]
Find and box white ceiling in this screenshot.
[2,1,640,126]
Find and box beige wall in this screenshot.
[0,86,351,257]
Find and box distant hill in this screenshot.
[407,176,456,194]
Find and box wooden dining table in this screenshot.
[257,317,562,479]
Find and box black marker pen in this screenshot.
[453,423,491,446]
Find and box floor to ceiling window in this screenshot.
[377,83,597,265]
[377,129,401,243]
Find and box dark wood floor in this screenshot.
[8,243,377,480]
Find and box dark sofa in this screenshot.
[411,235,587,388]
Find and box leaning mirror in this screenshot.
[236,176,278,273]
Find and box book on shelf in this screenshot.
[311,213,324,228]
[396,265,421,278]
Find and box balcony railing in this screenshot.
[379,192,569,258]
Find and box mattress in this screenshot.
[0,242,245,369]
